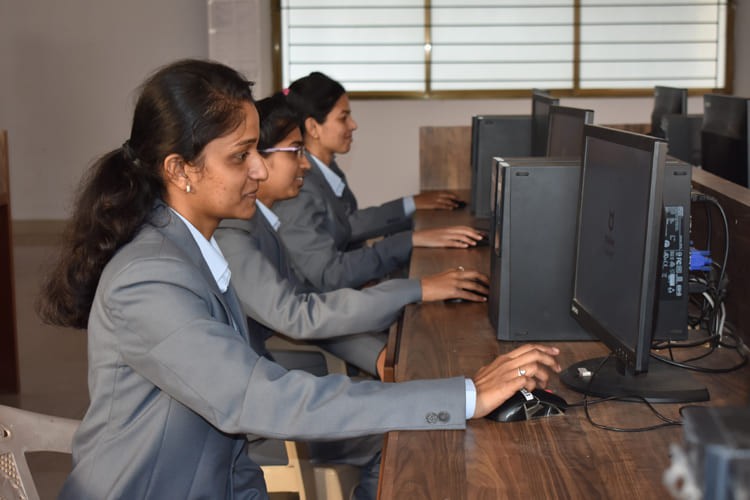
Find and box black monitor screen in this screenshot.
[700,94,750,188]
[531,90,559,156]
[546,106,594,158]
[650,86,687,139]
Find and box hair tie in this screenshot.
[282,88,290,96]
[121,140,142,167]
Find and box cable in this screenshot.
[568,355,683,432]
[581,395,682,432]
[651,335,749,374]
[691,191,730,288]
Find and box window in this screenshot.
[274,0,731,97]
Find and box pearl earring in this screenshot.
[186,183,192,193]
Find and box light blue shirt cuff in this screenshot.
[465,378,476,419]
[402,196,416,216]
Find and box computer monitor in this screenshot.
[531,89,559,156]
[546,106,595,158]
[664,114,703,166]
[560,125,709,403]
[650,86,688,139]
[470,115,532,218]
[700,94,750,188]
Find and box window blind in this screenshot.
[579,0,727,89]
[277,0,729,95]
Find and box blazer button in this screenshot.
[425,412,438,424]
[438,411,450,422]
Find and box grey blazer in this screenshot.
[60,203,465,500]
[273,158,414,291]
[215,212,422,374]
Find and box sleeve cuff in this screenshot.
[465,378,476,419]
[402,196,416,217]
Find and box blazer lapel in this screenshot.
[307,162,351,234]
[153,203,251,344]
[329,158,358,212]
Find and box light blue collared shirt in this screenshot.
[169,208,231,293]
[310,154,346,197]
[309,153,415,216]
[256,200,281,232]
[465,379,476,419]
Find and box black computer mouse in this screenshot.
[444,294,487,304]
[453,199,468,209]
[473,233,490,247]
[485,388,568,423]
[444,279,488,304]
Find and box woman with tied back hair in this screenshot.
[39,59,560,500]
[272,71,487,292]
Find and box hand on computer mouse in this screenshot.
[420,267,489,302]
[412,226,484,249]
[472,232,490,247]
[413,191,462,210]
[484,388,568,422]
[470,344,562,419]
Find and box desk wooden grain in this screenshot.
[379,208,749,500]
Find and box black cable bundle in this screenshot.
[651,190,747,374]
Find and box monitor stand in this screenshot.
[560,356,710,404]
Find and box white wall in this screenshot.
[2,1,748,220]
[0,0,208,220]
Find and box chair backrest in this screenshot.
[260,335,358,500]
[0,404,80,500]
[419,126,472,191]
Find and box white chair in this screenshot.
[262,335,360,500]
[0,404,79,500]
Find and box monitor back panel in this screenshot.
[657,159,692,340]
[470,115,531,218]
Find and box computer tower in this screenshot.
[488,157,691,341]
[470,115,531,219]
[488,158,594,341]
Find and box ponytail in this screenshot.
[38,59,255,328]
[38,146,164,328]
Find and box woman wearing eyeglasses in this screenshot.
[215,91,490,380]
[272,71,486,292]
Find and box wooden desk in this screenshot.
[379,208,749,500]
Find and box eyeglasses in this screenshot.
[259,145,306,158]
